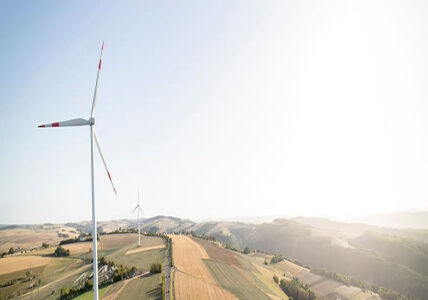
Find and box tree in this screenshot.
[150,262,162,273]
[60,286,70,299]
[54,246,70,257]
[243,246,251,254]
[273,274,279,284]
[84,280,93,291]
[8,248,14,255]
[42,242,49,249]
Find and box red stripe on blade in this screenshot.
[52,122,59,127]
[108,172,111,181]
[99,59,102,70]
[38,125,45,128]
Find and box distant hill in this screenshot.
[293,216,428,243]
[359,211,428,229]
[190,218,428,300]
[139,215,195,233]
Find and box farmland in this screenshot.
[98,234,166,271]
[170,234,380,300]
[113,273,162,300]
[170,235,237,300]
[0,227,166,300]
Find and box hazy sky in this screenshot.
[1,1,428,224]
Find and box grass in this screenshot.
[98,234,166,271]
[100,248,165,272]
[73,284,112,300]
[204,260,271,300]
[117,274,162,300]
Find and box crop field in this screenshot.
[0,256,51,276]
[297,269,376,300]
[172,235,288,300]
[171,235,238,299]
[170,235,214,282]
[191,237,240,267]
[98,234,166,271]
[125,244,165,256]
[0,226,79,253]
[115,273,162,300]
[174,271,237,300]
[204,260,271,300]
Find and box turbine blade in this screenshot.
[93,128,117,196]
[38,118,89,128]
[139,207,144,215]
[132,206,138,214]
[90,42,104,118]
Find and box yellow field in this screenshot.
[171,235,239,300]
[125,244,165,255]
[174,271,237,300]
[170,235,214,282]
[0,256,51,275]
[0,226,79,253]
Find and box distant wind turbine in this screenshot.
[132,188,144,247]
[38,42,116,300]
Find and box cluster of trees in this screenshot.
[279,278,316,300]
[42,242,49,248]
[273,274,279,284]
[278,278,317,300]
[99,256,116,268]
[270,254,284,264]
[59,235,97,245]
[112,265,137,282]
[60,280,93,299]
[54,246,70,257]
[108,227,138,235]
[378,288,408,300]
[150,262,162,273]
[167,237,174,267]
[57,232,70,238]
[243,246,251,254]
[1,248,15,258]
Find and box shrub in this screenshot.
[54,246,70,257]
[150,262,162,273]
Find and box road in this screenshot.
[164,238,173,299]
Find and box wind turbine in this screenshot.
[132,188,144,247]
[38,42,116,300]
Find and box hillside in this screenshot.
[190,218,428,300]
[170,234,379,300]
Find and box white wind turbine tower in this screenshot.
[132,188,144,247]
[38,42,116,300]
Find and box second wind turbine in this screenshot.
[132,189,144,247]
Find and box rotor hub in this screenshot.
[89,117,95,125]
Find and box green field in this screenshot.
[98,235,166,272]
[117,274,162,300]
[73,284,112,300]
[204,260,271,300]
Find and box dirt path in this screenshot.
[102,272,149,300]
